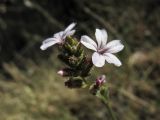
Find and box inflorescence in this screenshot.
[40,23,124,95]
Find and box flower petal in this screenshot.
[101,29,108,46]
[92,52,105,67]
[95,29,107,48]
[64,22,76,33]
[80,35,97,51]
[40,38,59,50]
[67,30,75,36]
[107,44,124,53]
[63,30,75,39]
[104,53,122,67]
[104,40,124,53]
[54,31,63,39]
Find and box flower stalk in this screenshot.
[40,22,124,119]
[100,95,117,120]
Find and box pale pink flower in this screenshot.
[80,29,124,67]
[40,23,76,50]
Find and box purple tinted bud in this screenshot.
[96,75,106,86]
[57,70,64,76]
[57,68,78,77]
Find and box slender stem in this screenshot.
[106,101,117,120]
[100,96,117,120]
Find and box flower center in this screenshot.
[97,48,108,54]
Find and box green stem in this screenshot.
[101,96,117,120]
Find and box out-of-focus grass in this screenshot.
[0,48,159,120]
[0,59,78,120]
[0,0,160,120]
[0,56,107,120]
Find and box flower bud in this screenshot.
[89,75,106,95]
[78,58,93,77]
[57,68,79,77]
[57,70,65,76]
[96,75,106,86]
[65,78,84,88]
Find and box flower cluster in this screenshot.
[40,23,124,95]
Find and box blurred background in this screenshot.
[0,0,160,120]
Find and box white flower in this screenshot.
[80,29,124,67]
[40,22,76,50]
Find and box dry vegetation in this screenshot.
[0,0,160,120]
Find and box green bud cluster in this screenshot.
[58,36,93,88]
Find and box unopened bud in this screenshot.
[57,70,65,76]
[65,78,84,88]
[79,58,93,77]
[89,75,106,95]
[57,68,79,77]
[96,75,106,86]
